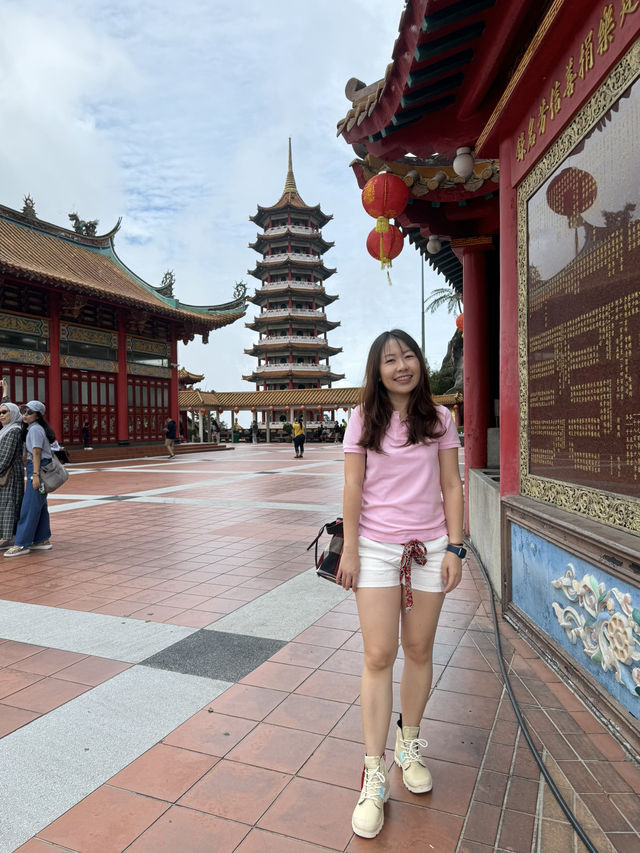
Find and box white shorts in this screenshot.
[357,534,448,593]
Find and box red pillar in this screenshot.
[169,337,178,420]
[462,245,490,532]
[498,143,520,497]
[48,293,62,442]
[116,311,129,443]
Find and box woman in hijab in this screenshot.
[4,401,55,557]
[0,402,25,549]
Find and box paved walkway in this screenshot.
[0,445,638,852]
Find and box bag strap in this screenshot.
[306,517,343,570]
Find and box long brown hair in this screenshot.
[358,329,445,452]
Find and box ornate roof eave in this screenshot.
[250,204,332,228]
[336,0,546,162]
[0,203,122,248]
[248,262,337,281]
[0,208,247,332]
[180,387,462,410]
[249,233,335,253]
[0,258,244,332]
[247,290,338,306]
[178,367,205,384]
[245,317,340,331]
[244,343,343,356]
[351,155,499,206]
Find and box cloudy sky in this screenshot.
[1,0,455,409]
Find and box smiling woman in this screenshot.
[339,328,464,840]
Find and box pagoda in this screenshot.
[243,140,343,391]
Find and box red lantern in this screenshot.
[366,225,404,269]
[342,407,348,412]
[217,408,223,415]
[268,406,274,413]
[456,314,464,332]
[234,407,239,414]
[250,407,256,413]
[361,173,409,220]
[200,409,206,415]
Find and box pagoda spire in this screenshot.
[283,138,298,195]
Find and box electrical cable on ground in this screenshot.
[463,537,600,853]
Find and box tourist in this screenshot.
[164,416,177,458]
[0,402,25,550]
[251,420,258,444]
[339,329,464,839]
[292,416,305,458]
[81,420,92,450]
[4,401,57,557]
[211,419,220,444]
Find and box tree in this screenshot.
[424,287,462,315]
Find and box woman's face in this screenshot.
[22,408,38,425]
[0,406,11,427]
[378,337,421,398]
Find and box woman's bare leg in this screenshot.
[399,590,445,726]
[355,586,402,755]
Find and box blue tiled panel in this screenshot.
[511,523,640,720]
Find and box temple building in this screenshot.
[0,198,246,446]
[337,1,640,752]
[243,141,343,393]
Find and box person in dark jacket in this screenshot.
[165,417,177,458]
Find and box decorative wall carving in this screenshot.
[0,312,49,337]
[0,347,50,366]
[552,564,640,699]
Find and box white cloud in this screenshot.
[0,0,458,404]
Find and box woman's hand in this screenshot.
[441,552,463,594]
[336,548,359,592]
[32,472,41,492]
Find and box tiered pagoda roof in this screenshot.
[244,141,343,389]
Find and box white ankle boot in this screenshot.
[394,717,432,793]
[351,755,390,838]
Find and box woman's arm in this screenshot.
[31,447,42,491]
[439,447,464,593]
[338,452,366,591]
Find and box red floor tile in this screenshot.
[258,777,356,850]
[179,759,290,823]
[38,785,169,852]
[264,693,349,735]
[210,683,288,721]
[240,661,311,692]
[108,743,217,801]
[163,710,256,757]
[2,676,91,713]
[126,805,250,852]
[0,703,41,736]
[53,656,131,686]
[226,722,323,774]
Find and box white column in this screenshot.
[199,413,204,442]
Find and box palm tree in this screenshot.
[424,286,462,315]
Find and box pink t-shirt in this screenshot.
[343,405,460,543]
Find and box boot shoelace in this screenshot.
[399,539,427,612]
[399,735,428,765]
[360,765,387,802]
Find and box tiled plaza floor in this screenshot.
[0,444,638,852]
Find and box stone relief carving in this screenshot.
[551,564,640,699]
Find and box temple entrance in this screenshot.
[127,376,170,442]
[61,369,117,446]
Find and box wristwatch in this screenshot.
[446,543,467,558]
